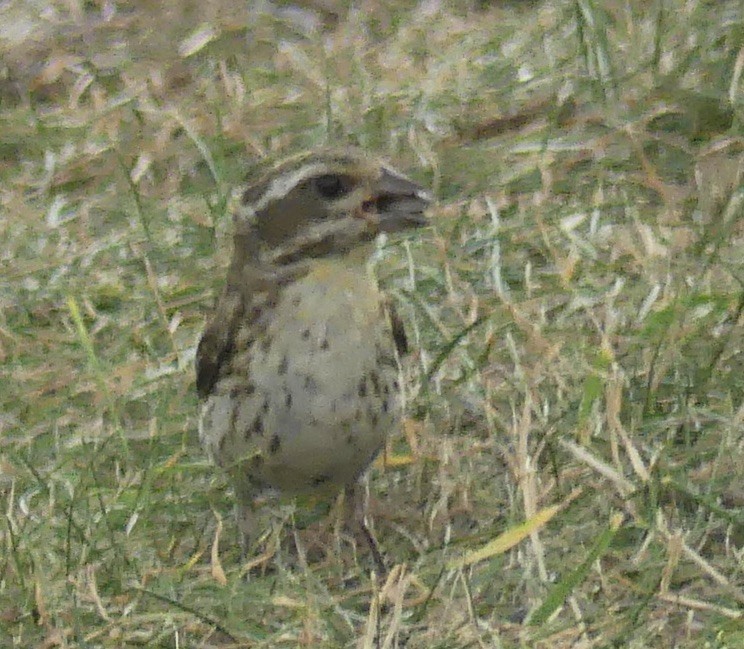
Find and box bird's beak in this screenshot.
[363,167,431,233]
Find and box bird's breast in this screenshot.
[242,260,400,490]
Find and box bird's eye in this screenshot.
[313,174,353,199]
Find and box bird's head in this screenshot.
[232,149,431,269]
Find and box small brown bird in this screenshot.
[196,148,430,572]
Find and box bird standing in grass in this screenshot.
[196,148,430,572]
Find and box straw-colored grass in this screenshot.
[2,1,742,646]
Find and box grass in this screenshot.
[1,0,743,646]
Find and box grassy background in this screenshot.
[2,0,743,646]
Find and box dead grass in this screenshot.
[1,0,743,647]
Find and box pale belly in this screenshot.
[200,262,401,494]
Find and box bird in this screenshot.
[196,148,430,573]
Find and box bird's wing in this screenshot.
[195,289,244,399]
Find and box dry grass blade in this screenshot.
[450,488,583,570]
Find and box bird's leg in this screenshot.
[235,503,257,559]
[233,481,258,559]
[345,481,387,576]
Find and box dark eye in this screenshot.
[313,174,353,199]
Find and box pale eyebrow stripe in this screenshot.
[252,163,329,212]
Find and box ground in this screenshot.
[1,1,743,647]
